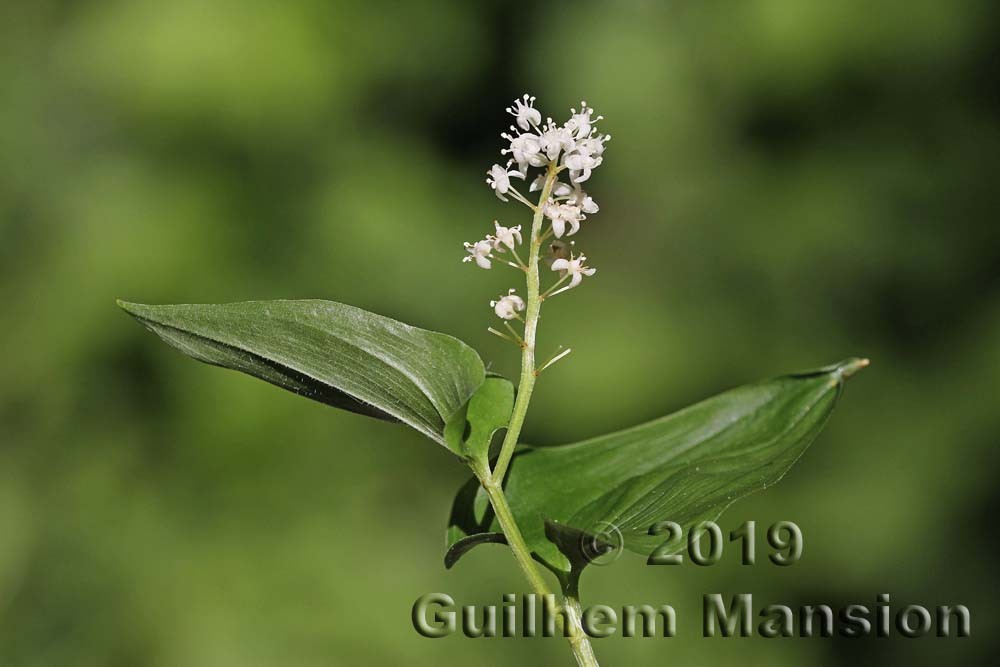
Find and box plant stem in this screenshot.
[473,162,600,665]
[472,461,600,667]
[561,571,599,666]
[561,569,597,665]
[491,162,558,484]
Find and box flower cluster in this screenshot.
[502,96,609,184]
[463,94,606,328]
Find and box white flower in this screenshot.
[552,181,573,197]
[576,135,608,158]
[486,164,524,202]
[550,253,596,294]
[544,201,584,238]
[562,152,602,183]
[490,289,526,320]
[539,124,575,161]
[462,239,494,269]
[491,221,522,250]
[502,132,546,174]
[568,185,599,214]
[561,110,610,182]
[507,94,542,131]
[565,101,600,138]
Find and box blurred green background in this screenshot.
[2,0,998,665]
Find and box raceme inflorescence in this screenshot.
[465,95,605,383]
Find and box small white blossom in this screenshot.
[552,181,573,197]
[565,102,601,138]
[539,123,575,161]
[559,103,610,183]
[575,135,608,158]
[490,289,526,320]
[507,94,542,131]
[562,152,602,184]
[502,132,545,174]
[544,201,584,238]
[463,239,494,269]
[491,221,522,250]
[564,133,609,183]
[550,253,596,294]
[486,164,524,202]
[567,185,599,213]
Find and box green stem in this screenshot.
[491,162,558,484]
[472,162,600,665]
[561,571,599,666]
[472,461,599,667]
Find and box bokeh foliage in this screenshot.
[1,0,998,665]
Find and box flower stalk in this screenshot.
[490,161,558,483]
[461,93,609,666]
[481,164,600,666]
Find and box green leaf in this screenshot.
[444,375,515,462]
[118,299,485,447]
[446,358,868,573]
[444,466,504,569]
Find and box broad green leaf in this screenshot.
[118,299,485,447]
[444,375,515,461]
[446,358,868,573]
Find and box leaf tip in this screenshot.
[838,357,870,380]
[116,299,141,315]
[117,300,159,323]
